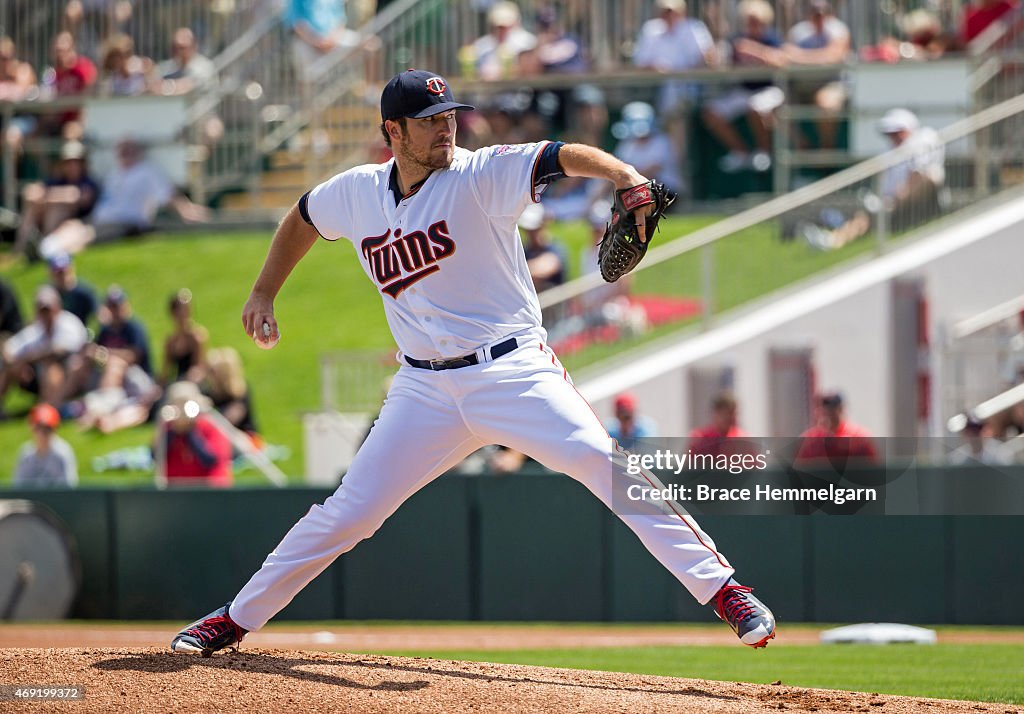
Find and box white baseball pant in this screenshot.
[229,335,734,631]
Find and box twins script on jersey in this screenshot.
[304,142,552,360]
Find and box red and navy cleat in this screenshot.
[712,580,776,648]
[171,603,247,657]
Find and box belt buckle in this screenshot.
[428,358,449,371]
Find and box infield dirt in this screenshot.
[2,648,1021,714]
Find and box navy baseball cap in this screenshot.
[380,69,474,121]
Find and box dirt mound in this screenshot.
[0,648,1015,713]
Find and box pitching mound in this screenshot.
[0,648,1013,713]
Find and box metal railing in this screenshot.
[536,92,1024,372]
[943,293,1024,430]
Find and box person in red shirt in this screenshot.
[960,0,1019,46]
[41,32,97,133]
[795,392,878,464]
[689,392,751,456]
[157,380,232,487]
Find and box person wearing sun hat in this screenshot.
[13,403,79,487]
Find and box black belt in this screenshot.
[405,337,518,371]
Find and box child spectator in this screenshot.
[14,404,78,488]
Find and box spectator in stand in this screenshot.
[689,391,750,456]
[285,0,363,84]
[948,414,1012,466]
[47,252,98,328]
[38,32,97,137]
[606,392,658,452]
[0,36,37,103]
[155,27,217,95]
[794,392,878,464]
[0,285,88,409]
[860,9,949,63]
[565,83,611,150]
[202,347,258,440]
[634,0,716,113]
[783,0,851,150]
[0,278,24,340]
[701,0,785,174]
[38,137,210,257]
[156,379,233,487]
[460,1,537,80]
[163,288,208,384]
[0,37,38,195]
[633,0,716,178]
[960,0,1020,51]
[801,108,945,251]
[517,6,588,134]
[13,404,78,488]
[613,101,684,199]
[98,33,154,97]
[517,204,567,293]
[13,141,99,259]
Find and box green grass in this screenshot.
[365,643,1024,705]
[0,215,881,484]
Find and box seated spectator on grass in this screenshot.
[783,0,851,150]
[13,403,78,488]
[202,347,258,439]
[58,286,160,431]
[0,277,24,340]
[794,392,878,465]
[38,137,210,257]
[801,108,945,251]
[701,0,785,174]
[461,1,536,80]
[689,391,751,456]
[98,33,154,97]
[613,101,684,198]
[606,392,658,452]
[156,379,233,487]
[14,141,99,259]
[518,204,567,293]
[0,285,88,409]
[47,252,98,328]
[163,288,208,384]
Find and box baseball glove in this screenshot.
[597,181,675,283]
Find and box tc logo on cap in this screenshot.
[425,77,447,95]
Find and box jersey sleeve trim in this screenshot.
[298,190,337,242]
[529,140,556,203]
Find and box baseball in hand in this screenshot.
[255,321,279,350]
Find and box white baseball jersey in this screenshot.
[304,142,550,360]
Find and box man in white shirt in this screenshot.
[0,285,88,407]
[802,108,945,251]
[633,0,715,193]
[462,1,537,81]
